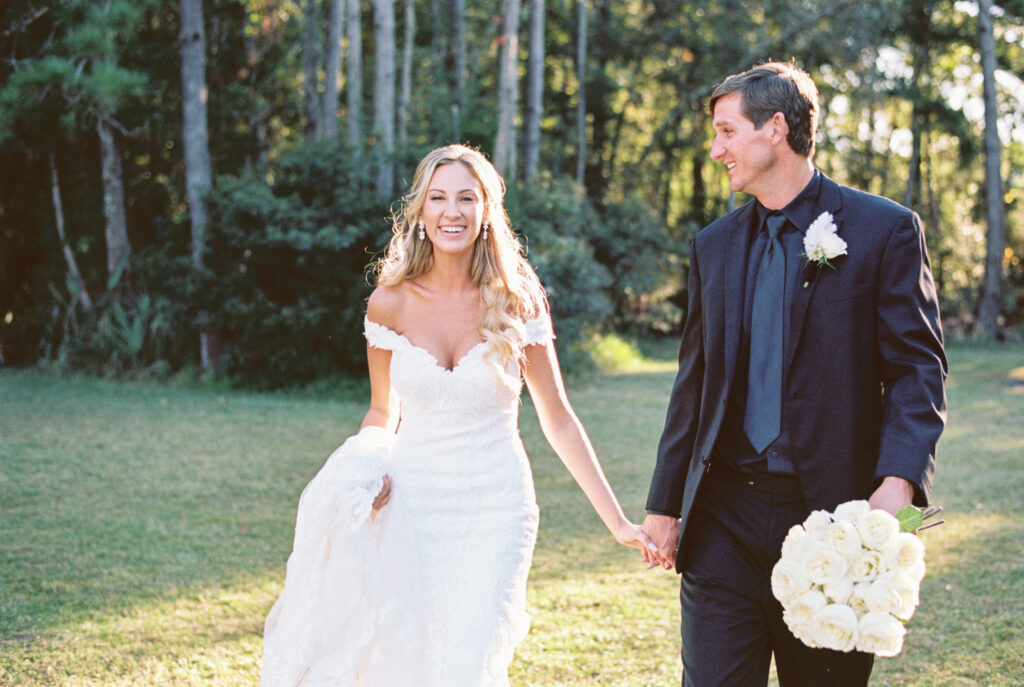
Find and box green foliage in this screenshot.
[593,194,687,333]
[514,172,684,356]
[2,0,1023,377]
[203,139,390,388]
[45,288,175,378]
[897,505,925,532]
[513,172,614,364]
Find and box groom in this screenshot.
[642,62,947,686]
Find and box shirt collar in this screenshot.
[754,169,822,235]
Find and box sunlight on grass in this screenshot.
[581,333,678,374]
[3,342,1024,686]
[513,569,681,686]
[0,577,277,686]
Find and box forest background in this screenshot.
[1,0,1022,387]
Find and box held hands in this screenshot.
[641,513,681,571]
[614,521,658,556]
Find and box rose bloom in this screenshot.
[803,510,834,537]
[863,576,903,616]
[780,524,808,560]
[834,500,870,524]
[887,572,922,621]
[772,558,812,606]
[788,620,820,649]
[823,576,854,605]
[856,612,907,657]
[855,509,900,550]
[803,546,848,586]
[848,549,884,583]
[850,582,871,616]
[826,519,864,559]
[810,604,859,653]
[785,589,828,631]
[882,531,926,574]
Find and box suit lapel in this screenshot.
[722,203,757,390]
[786,175,844,374]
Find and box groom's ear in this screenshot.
[768,111,789,145]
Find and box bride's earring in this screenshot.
[417,220,426,240]
[481,221,490,240]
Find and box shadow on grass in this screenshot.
[3,341,1023,685]
[0,364,673,639]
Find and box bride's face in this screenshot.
[420,162,486,255]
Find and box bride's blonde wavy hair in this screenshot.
[373,144,546,365]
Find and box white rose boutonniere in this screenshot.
[803,211,848,269]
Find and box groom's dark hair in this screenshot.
[709,62,820,157]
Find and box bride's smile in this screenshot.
[420,162,485,253]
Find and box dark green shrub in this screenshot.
[203,140,391,388]
[594,194,686,333]
[513,173,614,364]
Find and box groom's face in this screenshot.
[710,92,781,199]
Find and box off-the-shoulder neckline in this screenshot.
[364,317,488,373]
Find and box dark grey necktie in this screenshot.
[744,213,786,453]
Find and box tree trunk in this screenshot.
[49,152,93,310]
[574,0,586,186]
[347,0,363,147]
[450,0,467,140]
[303,0,323,138]
[398,0,414,145]
[179,0,215,368]
[431,0,446,87]
[903,0,930,212]
[429,0,447,140]
[96,118,131,287]
[923,132,945,294]
[660,143,675,229]
[322,0,345,139]
[244,26,268,170]
[975,0,1005,340]
[373,0,396,194]
[691,108,707,227]
[584,0,612,196]
[493,0,521,179]
[523,0,544,180]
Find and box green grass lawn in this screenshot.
[1,341,1022,686]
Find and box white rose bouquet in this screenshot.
[771,501,942,657]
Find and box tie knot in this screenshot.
[765,213,785,240]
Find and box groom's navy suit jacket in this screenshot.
[647,174,947,567]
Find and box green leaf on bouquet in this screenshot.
[896,505,923,532]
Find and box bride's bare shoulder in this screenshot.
[367,284,408,330]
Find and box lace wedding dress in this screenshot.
[261,315,553,686]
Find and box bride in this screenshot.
[261,144,654,686]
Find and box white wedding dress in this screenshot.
[261,315,553,686]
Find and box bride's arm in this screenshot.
[362,286,398,431]
[361,343,393,431]
[361,288,397,510]
[523,341,654,554]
